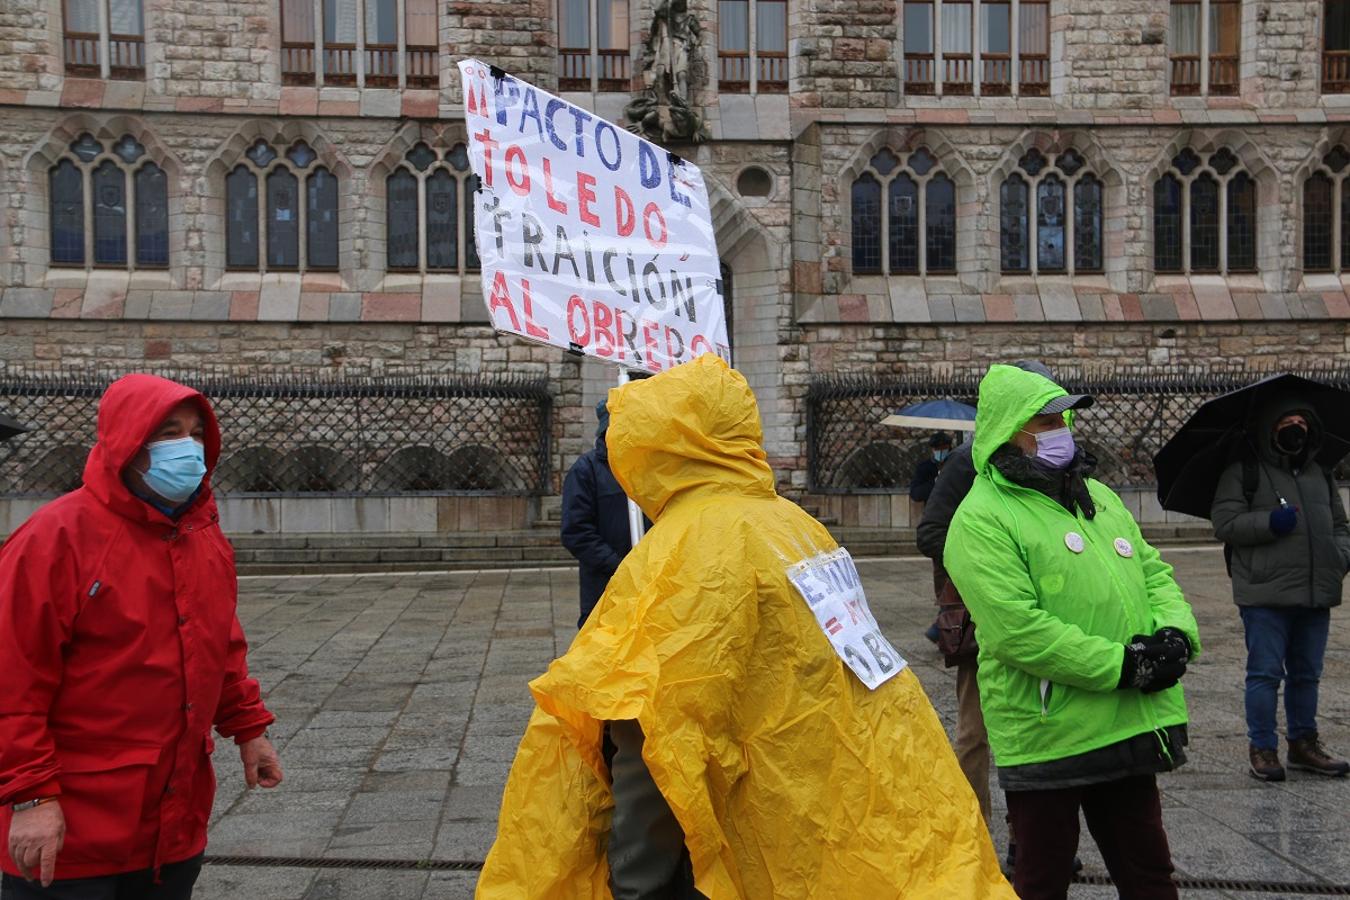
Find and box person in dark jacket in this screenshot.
[1212,393,1350,781]
[909,432,954,504]
[562,400,643,628]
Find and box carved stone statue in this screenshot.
[625,0,710,143]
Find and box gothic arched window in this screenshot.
[1000,148,1102,275]
[1302,146,1350,273]
[1153,147,1256,274]
[851,147,956,276]
[226,139,339,272]
[384,142,480,273]
[46,132,168,269]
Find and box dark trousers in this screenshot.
[1240,606,1331,749]
[1005,775,1177,900]
[1,854,203,900]
[606,721,705,900]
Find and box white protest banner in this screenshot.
[458,59,729,373]
[787,548,907,691]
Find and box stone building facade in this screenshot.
[3,0,1350,529]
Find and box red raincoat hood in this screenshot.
[82,374,222,522]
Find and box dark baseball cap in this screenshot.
[1036,393,1095,415]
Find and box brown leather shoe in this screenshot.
[1249,746,1286,782]
[1288,735,1350,777]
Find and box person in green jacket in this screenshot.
[946,364,1201,900]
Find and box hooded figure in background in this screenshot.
[562,400,645,628]
[1212,394,1350,781]
[945,364,1200,900]
[0,375,279,899]
[477,355,1012,899]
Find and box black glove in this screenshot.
[1118,634,1188,694]
[1270,504,1298,536]
[1152,627,1191,663]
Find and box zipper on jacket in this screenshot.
[1039,679,1052,721]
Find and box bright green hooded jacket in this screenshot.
[945,365,1201,768]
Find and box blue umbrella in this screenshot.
[881,399,977,433]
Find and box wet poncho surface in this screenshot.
[477,355,1013,899]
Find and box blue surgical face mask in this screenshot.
[139,436,207,504]
[1025,426,1076,469]
[933,449,950,463]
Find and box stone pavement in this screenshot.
[196,549,1350,899]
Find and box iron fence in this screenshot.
[808,367,1350,492]
[0,369,552,498]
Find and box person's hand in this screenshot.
[1118,635,1188,694]
[1152,627,1191,663]
[8,800,64,887]
[239,736,283,789]
[1270,505,1298,536]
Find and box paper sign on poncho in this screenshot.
[458,59,729,374]
[788,548,907,690]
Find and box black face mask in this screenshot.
[1275,424,1308,455]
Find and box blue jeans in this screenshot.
[1240,606,1331,750]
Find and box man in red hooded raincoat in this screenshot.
[0,374,281,899]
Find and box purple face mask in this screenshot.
[1029,426,1076,469]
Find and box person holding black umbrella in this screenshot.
[1212,393,1350,781]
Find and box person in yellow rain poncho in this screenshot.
[476,354,1013,899]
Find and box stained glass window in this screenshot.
[386,168,419,270]
[1036,175,1066,272]
[1074,176,1103,273]
[226,165,258,269]
[426,168,458,271]
[1000,175,1030,272]
[92,161,128,266]
[287,141,318,169]
[49,160,85,266]
[1189,172,1220,273]
[408,142,437,172]
[266,169,300,269]
[926,173,956,273]
[851,174,882,274]
[1304,173,1334,273]
[1154,174,1183,273]
[852,149,956,276]
[1155,150,1258,274]
[1226,171,1256,272]
[134,163,168,267]
[1342,180,1350,273]
[307,167,339,270]
[225,166,256,267]
[385,144,481,274]
[888,174,919,274]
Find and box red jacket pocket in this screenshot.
[55,741,163,868]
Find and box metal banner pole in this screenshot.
[617,367,646,547]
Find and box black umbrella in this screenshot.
[1155,374,1350,519]
[0,412,29,442]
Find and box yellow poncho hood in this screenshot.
[476,355,1013,899]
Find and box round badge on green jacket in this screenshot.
[1114,537,1134,558]
[1064,532,1085,554]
